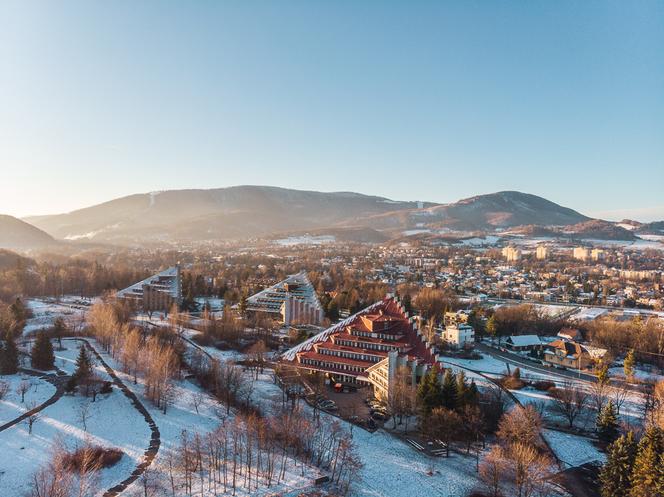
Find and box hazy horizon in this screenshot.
[2,1,663,221]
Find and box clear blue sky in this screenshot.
[1,1,663,220]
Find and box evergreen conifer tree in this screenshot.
[466,379,479,406]
[402,294,412,314]
[600,431,637,497]
[31,332,55,370]
[456,371,468,409]
[597,361,610,386]
[239,292,248,317]
[597,400,620,444]
[74,344,92,382]
[654,452,664,495]
[442,369,458,410]
[624,349,636,381]
[0,334,19,374]
[417,368,443,416]
[630,427,664,497]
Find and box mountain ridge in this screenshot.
[22,186,645,245]
[0,214,57,250]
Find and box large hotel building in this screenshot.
[281,296,439,401]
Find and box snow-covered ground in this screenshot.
[402,229,431,236]
[543,429,605,468]
[23,297,93,335]
[353,429,480,497]
[182,330,487,497]
[275,235,336,246]
[0,374,56,425]
[87,334,320,497]
[458,235,501,246]
[0,342,150,497]
[608,365,664,384]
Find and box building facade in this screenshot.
[246,272,323,326]
[441,323,475,348]
[281,296,438,400]
[117,266,182,313]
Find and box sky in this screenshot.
[1,1,663,221]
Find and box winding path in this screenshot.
[65,338,161,497]
[0,369,68,433]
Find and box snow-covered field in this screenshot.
[23,297,92,335]
[543,429,605,468]
[275,235,336,246]
[185,332,487,497]
[458,235,501,246]
[0,374,56,425]
[5,299,615,497]
[0,342,150,497]
[353,429,479,497]
[608,365,664,384]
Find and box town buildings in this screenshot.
[573,247,590,261]
[502,246,522,262]
[536,245,549,260]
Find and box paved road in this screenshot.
[476,343,598,384]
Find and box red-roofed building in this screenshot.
[281,295,439,401]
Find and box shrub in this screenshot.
[100,381,113,394]
[62,446,123,472]
[534,380,555,391]
[501,375,526,390]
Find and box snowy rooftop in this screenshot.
[246,271,322,314]
[117,266,181,299]
[281,300,385,362]
[507,334,543,347]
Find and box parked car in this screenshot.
[318,400,338,411]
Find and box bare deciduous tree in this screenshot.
[479,445,507,497]
[548,382,589,428]
[26,401,40,435]
[0,380,9,400]
[497,405,542,447]
[78,402,92,432]
[191,390,205,415]
[17,379,31,403]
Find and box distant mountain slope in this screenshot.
[0,215,56,250]
[26,186,431,243]
[507,220,637,241]
[355,191,590,232]
[637,220,664,235]
[423,191,590,230]
[26,187,602,244]
[562,220,638,240]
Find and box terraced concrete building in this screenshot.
[281,296,438,400]
[117,266,182,313]
[246,271,323,326]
